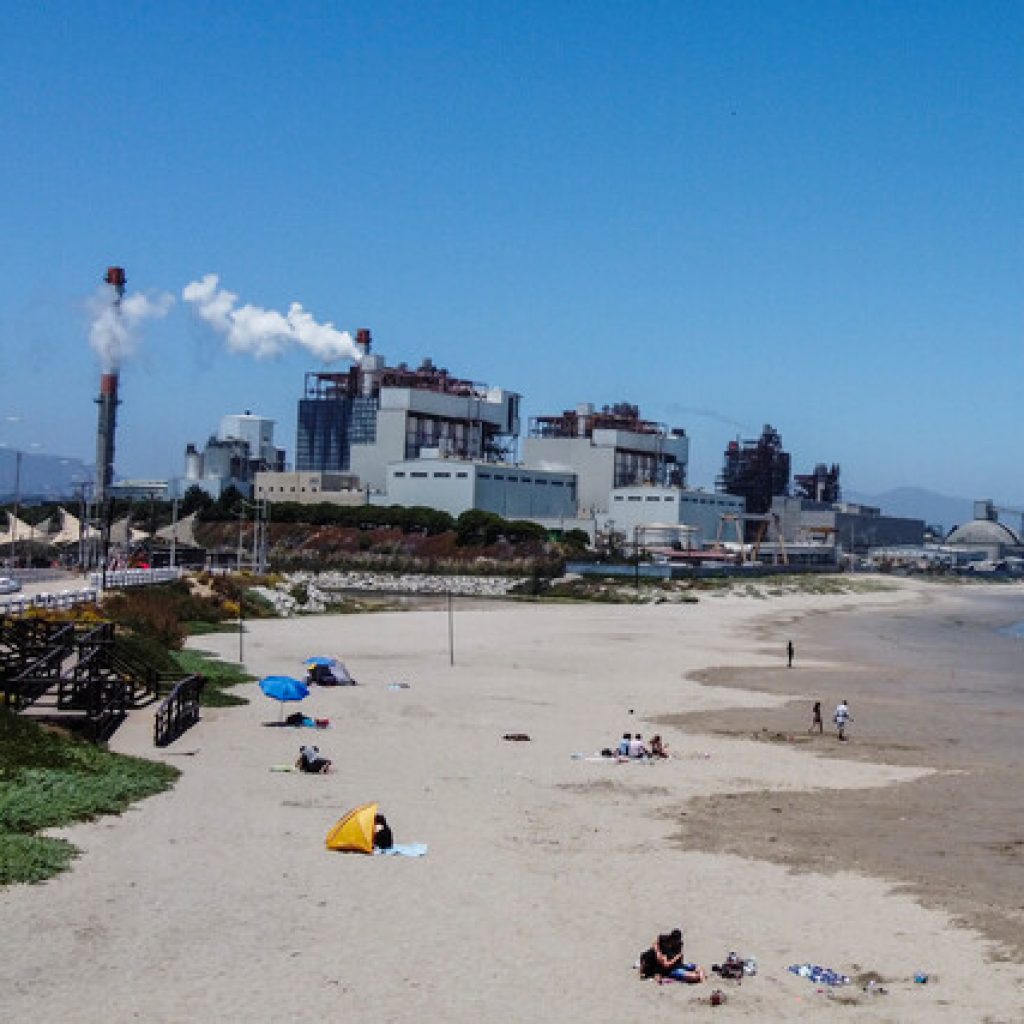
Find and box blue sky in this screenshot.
[1,2,1021,500]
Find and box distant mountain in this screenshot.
[843,487,974,534]
[0,449,91,502]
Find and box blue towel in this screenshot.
[377,843,428,857]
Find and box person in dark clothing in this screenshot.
[295,744,331,773]
[811,701,823,734]
[639,929,705,983]
[787,640,795,668]
[373,813,393,850]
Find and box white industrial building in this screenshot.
[608,486,745,546]
[176,412,285,499]
[296,334,521,495]
[522,403,689,517]
[380,456,577,520]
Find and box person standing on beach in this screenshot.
[834,699,851,741]
[811,701,823,734]
[787,640,795,668]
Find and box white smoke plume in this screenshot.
[182,274,361,363]
[88,285,174,370]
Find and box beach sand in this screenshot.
[2,580,1023,1022]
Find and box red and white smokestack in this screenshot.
[95,266,126,503]
[355,328,372,355]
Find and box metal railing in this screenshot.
[154,674,204,747]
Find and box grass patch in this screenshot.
[184,620,240,636]
[170,648,253,707]
[0,709,178,886]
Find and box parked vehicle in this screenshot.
[0,576,22,594]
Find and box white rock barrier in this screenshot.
[250,572,526,617]
[310,571,525,598]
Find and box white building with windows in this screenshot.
[608,486,744,546]
[254,471,366,506]
[522,403,689,517]
[381,457,576,520]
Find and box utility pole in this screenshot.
[11,450,22,568]
[170,498,178,570]
[447,590,454,666]
[236,501,245,573]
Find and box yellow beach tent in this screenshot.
[325,802,378,853]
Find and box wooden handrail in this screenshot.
[154,675,204,747]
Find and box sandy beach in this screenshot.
[2,579,1023,1022]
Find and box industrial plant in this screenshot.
[2,264,962,572]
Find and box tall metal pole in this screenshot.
[170,498,178,570]
[236,501,244,572]
[12,450,21,568]
[447,590,454,666]
[634,525,640,595]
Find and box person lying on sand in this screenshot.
[638,929,706,983]
[295,744,332,774]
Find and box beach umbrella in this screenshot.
[259,675,309,720]
[304,656,337,667]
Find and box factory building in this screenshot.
[254,471,365,506]
[379,456,577,520]
[771,496,924,554]
[522,403,689,517]
[608,487,745,547]
[178,412,285,498]
[943,500,1024,560]
[296,331,521,494]
[717,424,791,516]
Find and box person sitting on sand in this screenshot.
[639,929,706,983]
[650,734,669,758]
[295,744,331,773]
[617,732,631,756]
[373,813,393,850]
[628,733,649,758]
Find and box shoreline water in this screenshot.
[1,581,1022,1021]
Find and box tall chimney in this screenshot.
[355,328,372,355]
[95,266,126,502]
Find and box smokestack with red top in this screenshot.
[95,266,126,503]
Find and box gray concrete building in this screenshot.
[296,332,521,495]
[772,496,924,553]
[522,403,689,517]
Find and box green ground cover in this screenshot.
[0,709,178,885]
[169,648,253,707]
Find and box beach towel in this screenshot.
[269,765,297,772]
[788,964,850,986]
[376,843,428,857]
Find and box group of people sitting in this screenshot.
[610,732,669,759]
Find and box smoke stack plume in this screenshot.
[88,268,173,371]
[182,273,362,364]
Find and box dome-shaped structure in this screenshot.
[945,519,1022,547]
